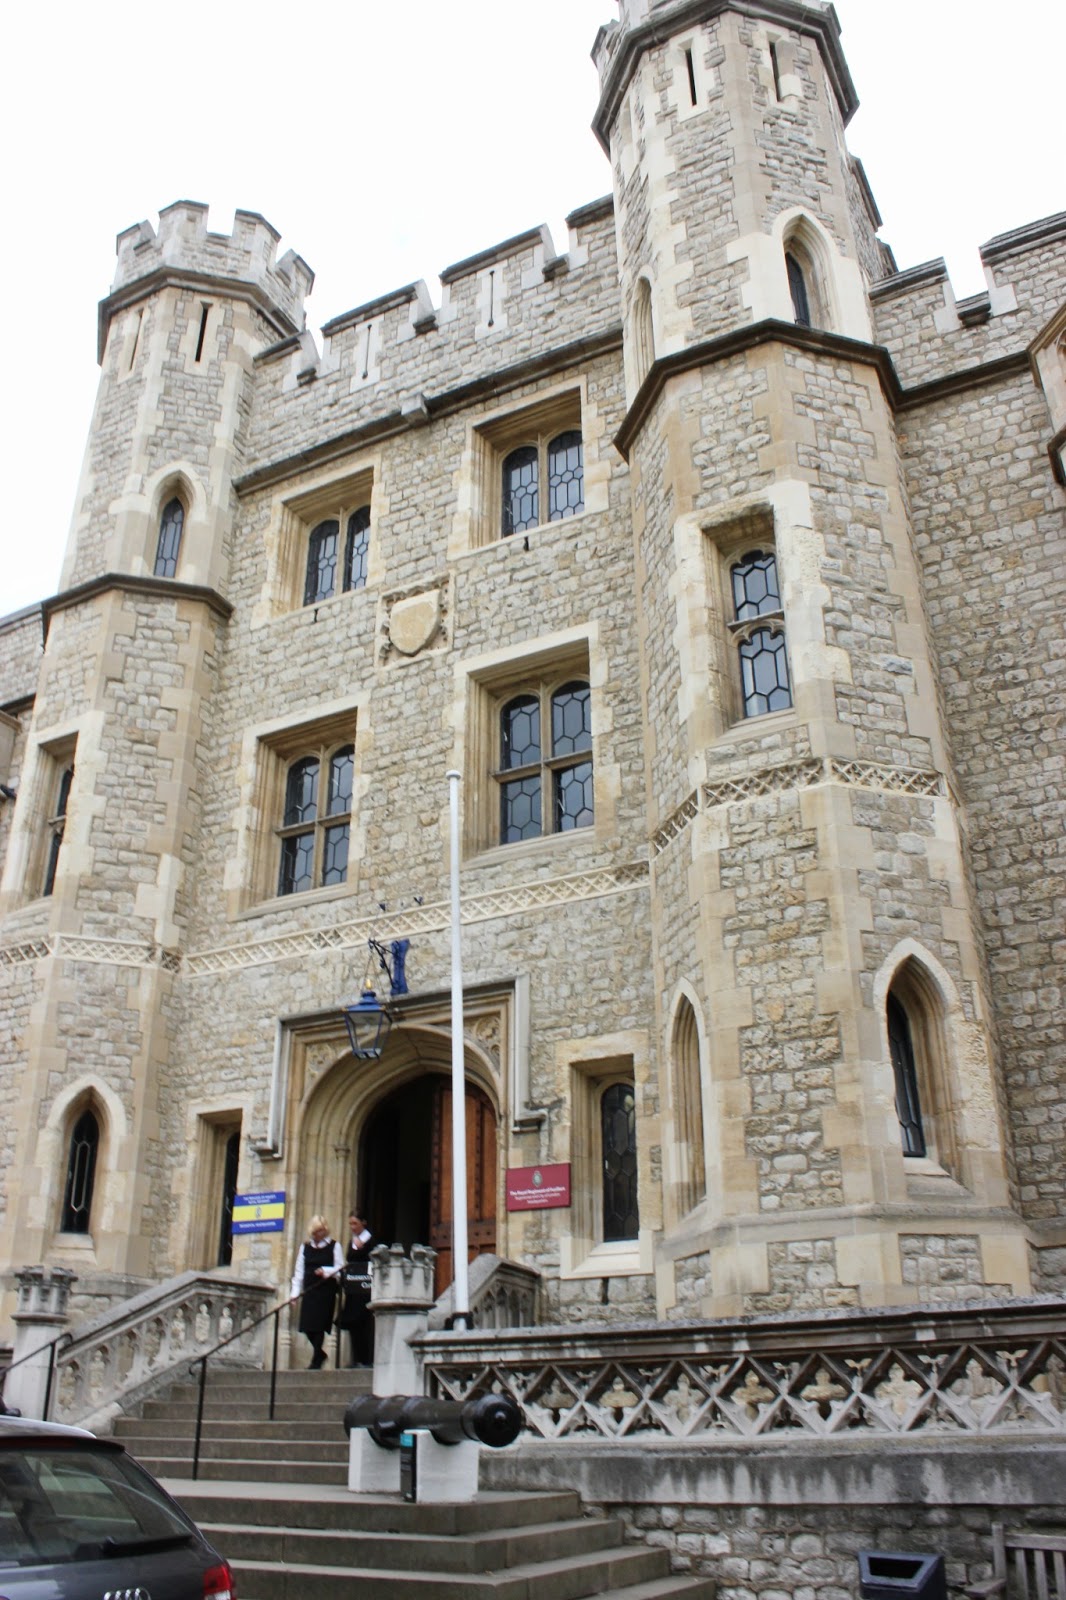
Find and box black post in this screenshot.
[41,1339,58,1422]
[192,1358,208,1481]
[268,1308,280,1422]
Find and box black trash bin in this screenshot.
[858,1551,947,1600]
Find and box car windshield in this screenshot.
[0,1443,194,1567]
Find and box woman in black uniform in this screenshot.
[337,1210,375,1368]
[290,1214,343,1368]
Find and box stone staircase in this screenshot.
[112,1369,715,1600]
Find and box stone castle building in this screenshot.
[1,0,1064,1344]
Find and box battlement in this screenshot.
[869,211,1066,389]
[242,198,620,481]
[107,201,314,344]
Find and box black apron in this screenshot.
[296,1237,338,1334]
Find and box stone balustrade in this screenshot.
[2,1269,274,1430]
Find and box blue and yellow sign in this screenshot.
[232,1190,286,1234]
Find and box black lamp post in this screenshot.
[341,938,409,1061]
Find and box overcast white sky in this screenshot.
[1,0,1060,617]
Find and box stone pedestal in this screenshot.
[5,1266,77,1418]
[369,1243,436,1396]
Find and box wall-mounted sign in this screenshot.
[232,1190,286,1234]
[506,1164,571,1212]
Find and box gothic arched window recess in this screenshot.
[277,742,354,895]
[634,278,655,388]
[887,991,927,1157]
[61,1108,100,1234]
[497,680,593,844]
[43,761,75,897]
[304,506,372,606]
[673,998,706,1216]
[501,431,584,537]
[601,1081,639,1242]
[728,549,792,718]
[154,497,185,579]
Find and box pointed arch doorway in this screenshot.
[360,1076,498,1298]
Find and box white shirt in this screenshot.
[290,1237,343,1299]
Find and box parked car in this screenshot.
[0,1415,235,1598]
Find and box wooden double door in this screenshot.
[360,1076,497,1297]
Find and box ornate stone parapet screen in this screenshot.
[428,1254,541,1332]
[421,1301,1066,1442]
[49,1272,273,1429]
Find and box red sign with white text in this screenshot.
[506,1163,572,1212]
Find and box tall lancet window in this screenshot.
[154,497,185,578]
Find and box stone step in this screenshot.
[169,1484,585,1535]
[115,1417,352,1445]
[136,1397,364,1421]
[198,1514,623,1573]
[228,1542,669,1600]
[147,1454,349,1484]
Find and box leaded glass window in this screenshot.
[548,431,584,522]
[601,1082,639,1242]
[154,497,185,579]
[502,446,539,536]
[344,506,371,592]
[305,520,339,605]
[888,992,926,1157]
[61,1108,99,1234]
[43,761,75,897]
[500,425,584,538]
[304,504,372,606]
[497,680,593,845]
[277,744,354,895]
[728,549,792,719]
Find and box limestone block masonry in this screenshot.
[0,0,1063,1344]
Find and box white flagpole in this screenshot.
[446,770,470,1329]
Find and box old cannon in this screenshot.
[344,1391,523,1450]
[344,1391,524,1501]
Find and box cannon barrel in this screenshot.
[344,1392,523,1449]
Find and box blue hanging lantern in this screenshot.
[342,985,392,1060]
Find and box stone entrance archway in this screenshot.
[291,1021,501,1297]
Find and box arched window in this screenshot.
[153,497,185,579]
[43,761,75,897]
[501,433,584,537]
[673,998,706,1216]
[729,549,792,717]
[601,1082,639,1242]
[277,743,354,895]
[888,990,927,1157]
[547,431,584,522]
[634,278,655,386]
[61,1108,100,1233]
[502,446,539,536]
[344,506,371,592]
[786,251,812,328]
[498,680,593,844]
[304,506,372,605]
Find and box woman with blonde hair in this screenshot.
[290,1214,343,1368]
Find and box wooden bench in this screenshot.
[966,1525,1066,1599]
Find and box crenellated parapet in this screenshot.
[241,198,620,484]
[869,212,1066,390]
[100,200,314,361]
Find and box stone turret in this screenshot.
[598,0,1027,1314]
[0,206,315,1300]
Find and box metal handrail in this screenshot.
[188,1286,327,1480]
